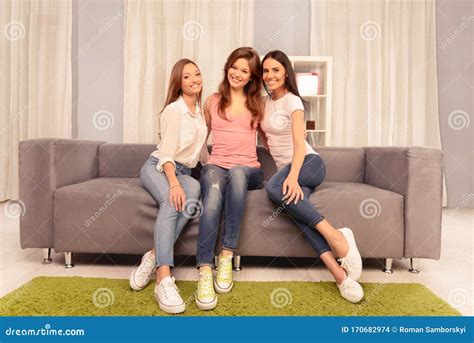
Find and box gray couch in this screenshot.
[19,139,443,273]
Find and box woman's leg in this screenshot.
[196,164,227,268]
[220,166,264,255]
[140,159,190,283]
[265,154,348,258]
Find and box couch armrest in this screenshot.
[364,147,443,259]
[19,139,105,249]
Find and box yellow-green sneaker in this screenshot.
[214,255,233,293]
[195,269,217,310]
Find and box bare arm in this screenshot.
[282,109,306,204]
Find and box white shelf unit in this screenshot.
[261,55,333,147]
[291,56,332,147]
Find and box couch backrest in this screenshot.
[257,147,365,182]
[98,144,155,178]
[98,144,365,183]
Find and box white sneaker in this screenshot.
[129,250,156,291]
[337,227,362,281]
[154,276,186,314]
[195,269,218,310]
[214,255,233,293]
[337,276,364,303]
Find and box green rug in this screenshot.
[0,277,460,316]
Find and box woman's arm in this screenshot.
[282,109,306,204]
[158,106,187,211]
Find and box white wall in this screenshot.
[72,0,123,143]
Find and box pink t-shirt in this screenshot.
[207,94,260,169]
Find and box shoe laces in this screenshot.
[198,272,214,297]
[217,257,233,283]
[137,252,155,276]
[162,277,180,300]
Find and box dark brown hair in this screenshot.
[217,47,263,126]
[161,58,202,113]
[262,50,305,106]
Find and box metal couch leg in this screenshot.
[233,255,241,271]
[408,258,420,274]
[383,258,393,274]
[214,255,219,270]
[42,248,53,264]
[64,252,74,269]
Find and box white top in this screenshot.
[151,96,208,172]
[260,93,318,169]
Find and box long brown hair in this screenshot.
[217,47,263,126]
[262,50,306,108]
[161,58,202,113]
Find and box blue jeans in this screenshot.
[140,156,201,267]
[265,154,331,255]
[196,164,264,267]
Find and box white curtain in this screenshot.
[123,0,254,143]
[0,0,72,201]
[311,0,441,148]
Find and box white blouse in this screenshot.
[151,96,208,172]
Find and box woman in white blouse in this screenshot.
[129,59,208,314]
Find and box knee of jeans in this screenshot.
[265,182,282,202]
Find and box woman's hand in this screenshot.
[169,184,186,212]
[282,174,304,205]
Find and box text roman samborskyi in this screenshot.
[399,326,466,334]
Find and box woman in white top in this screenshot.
[129,59,208,314]
[259,50,364,303]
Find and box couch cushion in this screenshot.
[237,182,404,258]
[54,178,403,259]
[53,177,199,254]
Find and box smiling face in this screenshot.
[227,58,252,90]
[262,58,287,93]
[181,63,202,96]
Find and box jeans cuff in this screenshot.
[196,262,213,269]
[221,246,237,252]
[311,215,325,228]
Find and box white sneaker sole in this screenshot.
[154,293,185,314]
[129,269,149,291]
[214,280,233,294]
[195,294,218,310]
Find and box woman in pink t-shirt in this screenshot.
[259,50,364,303]
[195,47,264,310]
